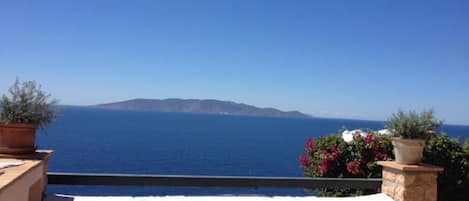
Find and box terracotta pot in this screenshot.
[391,137,425,165]
[0,123,37,154]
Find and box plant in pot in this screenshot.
[0,79,58,154]
[385,109,442,165]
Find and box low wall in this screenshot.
[0,150,52,201]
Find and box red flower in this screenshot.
[329,145,339,160]
[364,134,373,144]
[300,155,309,167]
[330,144,338,152]
[306,138,315,152]
[347,160,361,175]
[374,151,387,160]
[322,150,329,157]
[380,153,388,159]
[359,156,367,163]
[318,159,329,173]
[330,152,339,160]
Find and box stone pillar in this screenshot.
[378,161,443,201]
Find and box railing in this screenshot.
[47,172,382,189]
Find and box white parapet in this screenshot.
[45,193,394,201]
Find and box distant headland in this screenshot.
[94,98,312,119]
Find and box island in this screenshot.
[94,98,312,119]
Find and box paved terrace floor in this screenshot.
[44,193,394,201]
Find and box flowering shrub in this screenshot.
[300,129,469,200]
[300,129,394,196]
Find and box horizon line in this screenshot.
[56,104,469,127]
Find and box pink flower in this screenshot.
[306,138,315,152]
[300,155,309,167]
[329,145,340,160]
[318,159,329,173]
[374,150,387,160]
[322,150,329,157]
[364,134,373,144]
[330,144,338,152]
[347,160,361,175]
[379,153,387,159]
[330,153,339,160]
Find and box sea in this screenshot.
[38,106,469,196]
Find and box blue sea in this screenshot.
[39,107,469,196]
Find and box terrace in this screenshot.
[0,150,443,201]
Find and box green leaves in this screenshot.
[423,134,469,201]
[464,138,469,153]
[0,79,59,129]
[301,128,468,200]
[385,109,442,139]
[301,129,394,196]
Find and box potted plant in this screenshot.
[385,109,442,164]
[0,79,58,154]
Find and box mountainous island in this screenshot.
[95,98,312,119]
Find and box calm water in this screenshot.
[38,107,469,196]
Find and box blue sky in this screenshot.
[1,0,469,124]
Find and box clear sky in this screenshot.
[1,0,468,124]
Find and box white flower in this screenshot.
[378,129,392,135]
[359,130,368,137]
[342,129,367,143]
[342,130,354,143]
